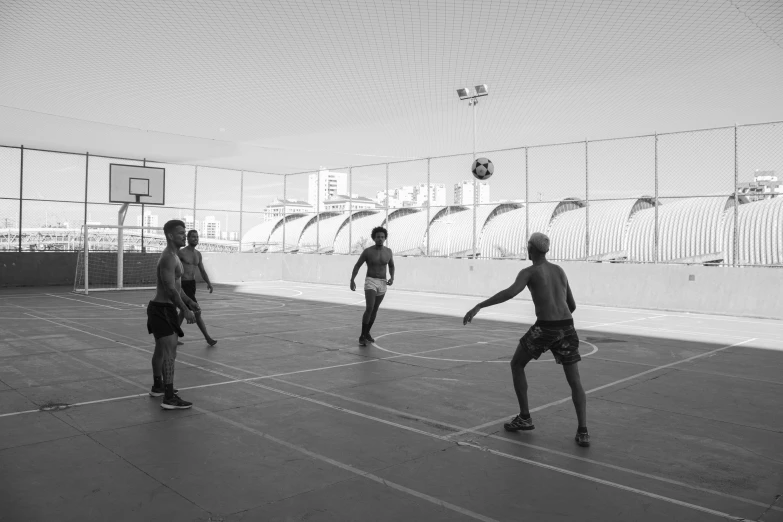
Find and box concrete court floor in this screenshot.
[0,280,781,522]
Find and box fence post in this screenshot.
[84,152,89,243]
[524,147,529,258]
[734,124,739,267]
[426,158,431,257]
[385,163,389,249]
[316,170,321,253]
[348,166,352,254]
[18,145,23,253]
[282,174,287,253]
[239,171,244,253]
[654,132,659,264]
[585,139,590,259]
[193,165,198,228]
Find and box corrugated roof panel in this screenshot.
[386,207,443,255]
[626,197,735,262]
[267,214,316,252]
[297,212,343,253]
[331,211,385,254]
[241,216,284,251]
[723,197,783,265]
[548,199,654,260]
[479,200,581,259]
[428,205,489,256]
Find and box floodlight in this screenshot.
[474,84,488,96]
[456,88,471,100]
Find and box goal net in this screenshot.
[74,224,167,294]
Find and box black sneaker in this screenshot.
[365,333,375,343]
[149,386,178,397]
[503,414,535,432]
[161,394,192,410]
[359,336,367,347]
[575,430,590,447]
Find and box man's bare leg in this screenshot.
[504,343,536,431]
[150,340,164,394]
[360,289,377,344]
[365,293,385,342]
[159,333,191,409]
[194,311,217,346]
[563,362,587,428]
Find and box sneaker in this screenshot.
[149,386,178,397]
[161,394,192,410]
[365,333,375,343]
[575,430,590,447]
[504,414,535,432]
[359,336,367,347]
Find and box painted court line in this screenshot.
[11,313,756,519]
[45,293,123,310]
[448,337,757,438]
[4,315,497,522]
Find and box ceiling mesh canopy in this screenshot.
[1,0,781,172]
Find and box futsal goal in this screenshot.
[73,224,166,294]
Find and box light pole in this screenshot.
[457,84,488,259]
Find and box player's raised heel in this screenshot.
[364,334,375,343]
[149,386,178,397]
[503,414,535,432]
[161,394,192,409]
[575,431,590,447]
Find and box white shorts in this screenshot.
[364,277,387,295]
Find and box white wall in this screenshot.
[202,253,783,320]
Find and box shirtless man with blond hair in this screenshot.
[463,232,589,447]
[146,219,197,409]
[177,230,217,347]
[350,226,394,346]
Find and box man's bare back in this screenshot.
[523,261,575,322]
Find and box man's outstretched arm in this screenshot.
[463,270,530,324]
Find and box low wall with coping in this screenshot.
[1,252,780,320]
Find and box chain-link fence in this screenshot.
[2,120,781,265]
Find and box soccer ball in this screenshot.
[472,157,494,180]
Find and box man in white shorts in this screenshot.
[350,226,395,346]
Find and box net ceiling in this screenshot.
[1,0,781,172]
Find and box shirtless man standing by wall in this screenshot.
[350,226,394,347]
[147,220,197,409]
[177,230,217,347]
[463,232,589,447]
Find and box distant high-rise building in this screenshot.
[309,169,348,211]
[377,183,445,208]
[264,198,314,220]
[413,183,446,206]
[136,211,159,228]
[202,216,221,239]
[183,215,201,234]
[454,180,490,205]
[322,194,378,211]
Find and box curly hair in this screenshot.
[371,226,388,240]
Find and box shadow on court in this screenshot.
[0,282,781,521]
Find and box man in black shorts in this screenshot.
[177,230,217,346]
[147,219,197,410]
[350,226,394,346]
[463,232,589,447]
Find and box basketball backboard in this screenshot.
[109,164,165,205]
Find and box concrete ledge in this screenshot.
[2,252,781,320]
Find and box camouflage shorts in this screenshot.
[519,319,581,365]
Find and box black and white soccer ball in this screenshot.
[471,157,494,180]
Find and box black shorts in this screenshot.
[147,301,184,340]
[181,280,197,303]
[519,318,581,365]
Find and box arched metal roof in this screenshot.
[428,203,521,257]
[548,198,655,260]
[266,214,316,252]
[241,215,288,252]
[327,210,384,254]
[723,197,783,266]
[479,199,584,259]
[296,211,343,253]
[386,206,444,255]
[626,196,744,262]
